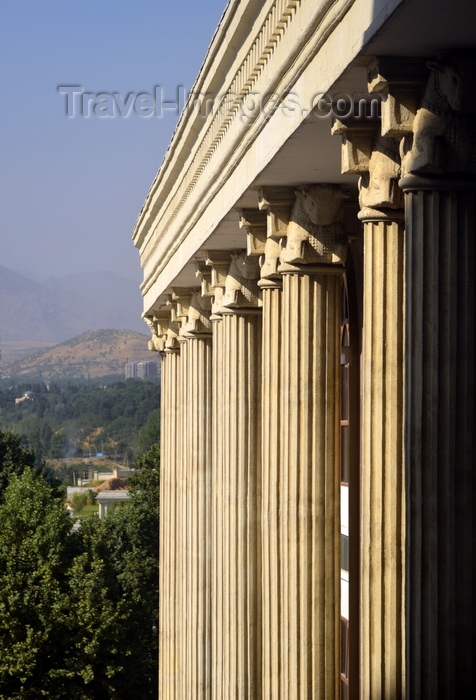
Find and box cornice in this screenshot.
[132,0,271,250]
[135,0,407,311]
[133,1,358,259]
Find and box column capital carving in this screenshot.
[183,290,213,337]
[359,134,403,212]
[258,186,295,239]
[156,311,182,354]
[257,186,295,282]
[172,288,193,320]
[400,50,476,177]
[204,250,231,320]
[279,185,348,270]
[164,295,184,349]
[239,209,267,257]
[367,56,428,137]
[144,313,168,354]
[258,186,295,212]
[171,288,195,342]
[195,262,214,298]
[205,250,231,288]
[258,237,284,286]
[222,250,262,310]
[331,118,378,174]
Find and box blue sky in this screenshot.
[0,0,228,283]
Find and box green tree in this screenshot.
[0,468,82,699]
[70,444,160,698]
[0,439,159,699]
[137,408,160,452]
[0,429,36,500]
[0,429,60,501]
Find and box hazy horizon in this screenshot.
[1,0,229,284]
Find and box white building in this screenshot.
[133,1,476,697]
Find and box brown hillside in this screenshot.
[2,329,157,380]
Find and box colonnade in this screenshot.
[148,51,476,699]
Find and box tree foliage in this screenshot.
[0,468,81,699]
[0,379,159,463]
[0,436,159,699]
[0,428,59,501]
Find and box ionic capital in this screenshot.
[278,185,348,270]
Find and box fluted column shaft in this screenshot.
[260,283,283,699]
[211,318,225,698]
[278,269,341,699]
[401,178,476,698]
[212,310,262,699]
[159,350,180,699]
[359,210,405,699]
[175,342,187,699]
[180,337,213,698]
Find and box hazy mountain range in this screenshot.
[2,329,156,380]
[0,265,146,343]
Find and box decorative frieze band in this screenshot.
[142,0,304,254]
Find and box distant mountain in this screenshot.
[2,329,157,380]
[0,265,146,343]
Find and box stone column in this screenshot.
[359,204,405,700]
[199,252,229,699]
[359,138,406,700]
[259,277,282,699]
[207,251,263,699]
[276,185,346,699]
[178,291,214,698]
[255,187,294,699]
[334,113,408,698]
[164,294,188,700]
[166,290,213,700]
[399,51,476,697]
[147,311,180,699]
[401,177,476,698]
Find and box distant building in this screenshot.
[96,490,130,518]
[14,391,33,405]
[124,360,158,380]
